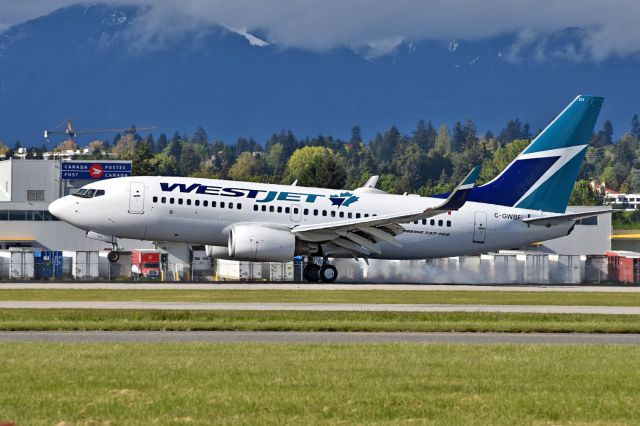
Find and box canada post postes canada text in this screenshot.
[160,182,325,203]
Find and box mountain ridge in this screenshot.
[0,3,637,146]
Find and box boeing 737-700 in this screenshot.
[49,95,609,282]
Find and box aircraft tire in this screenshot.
[304,264,320,282]
[320,265,338,283]
[107,251,120,263]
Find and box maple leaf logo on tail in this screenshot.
[329,192,359,208]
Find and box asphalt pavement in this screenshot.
[1,282,639,292]
[0,300,638,314]
[1,331,640,344]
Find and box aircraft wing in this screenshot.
[291,166,482,255]
[522,208,612,227]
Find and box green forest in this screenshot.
[7,114,640,210]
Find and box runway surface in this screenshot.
[1,330,640,344]
[1,282,639,292]
[1,300,639,314]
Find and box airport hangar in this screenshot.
[0,157,613,270]
[0,158,193,275]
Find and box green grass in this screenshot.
[1,288,640,306]
[2,342,640,425]
[3,309,640,333]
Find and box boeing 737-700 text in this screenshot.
[49,95,609,282]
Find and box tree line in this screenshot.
[3,115,640,205]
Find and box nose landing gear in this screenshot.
[303,257,338,283]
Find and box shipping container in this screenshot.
[0,250,34,279]
[266,262,294,281]
[98,251,132,280]
[63,251,99,280]
[215,259,262,281]
[33,250,63,279]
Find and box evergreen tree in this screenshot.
[434,125,452,155]
[178,143,201,176]
[144,134,155,154]
[463,118,477,146]
[350,126,363,144]
[452,121,465,150]
[156,133,169,153]
[631,114,640,138]
[191,126,209,146]
[132,139,157,176]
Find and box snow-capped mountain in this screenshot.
[0,3,638,145]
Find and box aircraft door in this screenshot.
[290,204,302,222]
[473,211,486,243]
[129,182,145,214]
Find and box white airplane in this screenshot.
[49,95,609,282]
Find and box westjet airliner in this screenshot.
[49,95,609,282]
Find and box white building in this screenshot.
[0,158,153,251]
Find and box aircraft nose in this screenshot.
[48,196,73,222]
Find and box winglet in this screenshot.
[437,165,482,211]
[361,175,379,189]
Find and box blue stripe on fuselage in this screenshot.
[434,156,559,206]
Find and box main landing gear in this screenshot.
[107,243,120,263]
[303,257,338,283]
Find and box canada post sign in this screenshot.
[61,161,132,180]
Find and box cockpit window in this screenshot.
[72,188,105,198]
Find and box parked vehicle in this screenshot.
[131,249,161,279]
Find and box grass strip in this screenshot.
[2,309,640,333]
[1,288,640,306]
[1,342,640,425]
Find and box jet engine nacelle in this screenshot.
[205,245,233,260]
[228,225,296,261]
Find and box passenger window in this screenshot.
[285,207,290,214]
[153,196,158,203]
[269,206,274,213]
[220,202,225,208]
[364,214,369,218]
[446,220,451,227]
[195,200,200,207]
[422,219,427,225]
[212,201,217,207]
[237,203,242,210]
[322,210,327,217]
[187,199,191,206]
[430,219,435,226]
[348,212,352,219]
[313,209,318,216]
[294,208,299,214]
[304,208,309,215]
[331,211,335,217]
[339,212,344,218]
[203,200,208,207]
[438,220,443,226]
[161,197,166,203]
[262,205,267,212]
[356,213,361,219]
[178,198,184,205]
[170,198,175,204]
[277,206,282,213]
[228,202,233,209]
[254,205,259,211]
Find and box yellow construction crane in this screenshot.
[44,119,156,142]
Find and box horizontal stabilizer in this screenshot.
[522,209,611,227]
